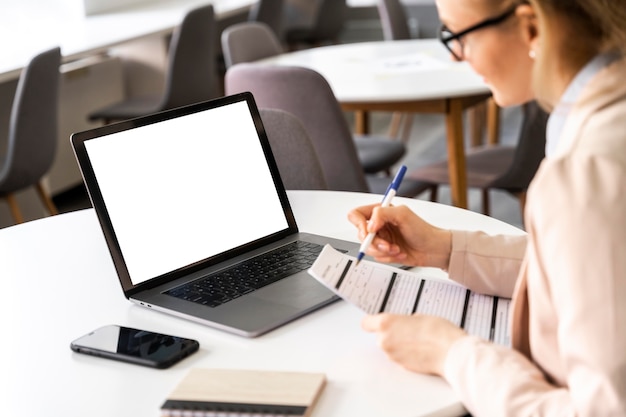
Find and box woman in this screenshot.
[348,0,626,415]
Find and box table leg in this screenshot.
[445,99,468,209]
[354,110,370,135]
[487,98,500,145]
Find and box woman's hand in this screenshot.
[361,313,466,376]
[347,204,452,270]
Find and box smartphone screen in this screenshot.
[70,325,199,369]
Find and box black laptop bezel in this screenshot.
[71,92,299,297]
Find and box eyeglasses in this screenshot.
[438,3,521,61]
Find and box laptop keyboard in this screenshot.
[164,241,324,308]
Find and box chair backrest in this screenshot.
[377,0,411,40]
[259,109,328,190]
[491,100,549,191]
[248,0,285,39]
[225,64,369,192]
[221,22,283,69]
[160,4,218,110]
[310,0,348,41]
[0,47,61,193]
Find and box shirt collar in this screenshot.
[545,52,621,157]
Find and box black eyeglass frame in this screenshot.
[438,3,522,61]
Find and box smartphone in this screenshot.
[70,325,199,369]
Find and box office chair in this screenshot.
[88,4,218,124]
[377,0,411,41]
[284,0,348,49]
[0,47,61,224]
[247,0,285,40]
[221,27,406,177]
[225,64,430,197]
[259,109,328,190]
[409,100,549,216]
[376,0,415,142]
[221,22,283,69]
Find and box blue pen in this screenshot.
[355,165,407,266]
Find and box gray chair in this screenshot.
[248,0,285,40]
[88,5,218,124]
[377,0,415,142]
[377,0,411,41]
[409,101,549,216]
[221,22,283,69]
[0,47,61,224]
[221,28,406,177]
[284,0,348,49]
[225,64,430,197]
[259,109,328,190]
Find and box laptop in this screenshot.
[71,92,359,337]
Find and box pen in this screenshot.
[355,165,407,266]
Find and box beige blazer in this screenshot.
[443,58,626,416]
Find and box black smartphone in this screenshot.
[70,325,199,369]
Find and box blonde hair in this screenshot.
[533,0,626,54]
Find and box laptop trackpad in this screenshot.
[250,273,334,308]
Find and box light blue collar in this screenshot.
[545,52,621,157]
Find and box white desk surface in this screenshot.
[257,39,489,103]
[0,190,524,417]
[0,0,255,83]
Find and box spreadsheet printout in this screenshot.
[309,245,511,346]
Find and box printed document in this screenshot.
[309,245,511,346]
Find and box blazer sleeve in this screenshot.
[447,230,526,298]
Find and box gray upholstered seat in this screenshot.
[259,109,328,190]
[284,0,348,48]
[408,101,549,216]
[225,64,430,197]
[247,0,285,40]
[221,25,405,176]
[377,0,411,41]
[221,22,284,69]
[88,5,219,124]
[0,47,61,224]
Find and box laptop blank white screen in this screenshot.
[84,101,289,285]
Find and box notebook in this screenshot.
[71,92,359,337]
[161,368,326,417]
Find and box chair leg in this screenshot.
[5,193,24,224]
[400,113,414,144]
[429,186,438,202]
[481,189,491,216]
[36,182,59,216]
[388,112,403,139]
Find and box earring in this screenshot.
[529,50,536,59]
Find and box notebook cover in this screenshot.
[161,368,326,416]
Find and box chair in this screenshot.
[376,0,415,142]
[0,47,61,224]
[377,0,411,41]
[88,5,218,124]
[247,0,285,40]
[225,64,430,197]
[408,100,549,216]
[221,28,405,178]
[259,108,328,190]
[221,22,283,69]
[284,0,348,49]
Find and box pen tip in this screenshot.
[355,253,364,266]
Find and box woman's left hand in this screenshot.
[361,313,467,376]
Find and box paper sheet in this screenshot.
[309,245,511,346]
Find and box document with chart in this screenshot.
[309,245,511,346]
